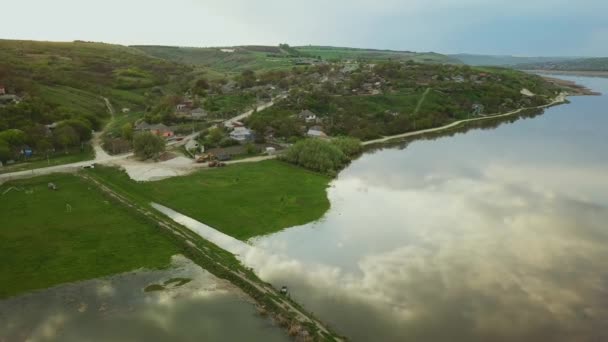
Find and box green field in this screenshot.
[296,46,459,63]
[0,174,179,299]
[89,160,331,240]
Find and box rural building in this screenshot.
[0,86,5,95]
[307,126,328,138]
[135,122,174,137]
[149,124,174,137]
[122,108,131,113]
[265,147,277,155]
[229,127,253,143]
[0,94,20,105]
[190,108,208,120]
[298,110,318,123]
[472,104,484,115]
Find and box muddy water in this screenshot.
[246,76,608,341]
[0,255,288,342]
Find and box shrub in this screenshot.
[133,132,166,160]
[281,139,347,174]
[331,136,362,157]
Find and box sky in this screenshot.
[2,0,607,56]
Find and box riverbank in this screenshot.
[524,69,608,79]
[362,92,568,146]
[80,170,343,341]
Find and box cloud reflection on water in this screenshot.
[249,142,608,341]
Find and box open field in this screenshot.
[0,174,179,299]
[89,160,331,240]
[297,46,459,63]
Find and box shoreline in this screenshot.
[523,69,608,78]
[362,92,568,146]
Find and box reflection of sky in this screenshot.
[251,76,608,341]
[0,256,287,342]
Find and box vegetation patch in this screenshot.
[164,277,192,287]
[89,160,331,240]
[0,174,179,299]
[144,284,166,292]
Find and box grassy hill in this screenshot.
[300,46,460,64]
[516,57,608,72]
[131,45,296,75]
[249,62,562,140]
[0,39,194,165]
[132,44,459,76]
[0,39,192,114]
[451,54,578,67]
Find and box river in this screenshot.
[245,75,608,341]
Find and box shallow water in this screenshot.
[249,76,608,341]
[0,255,287,342]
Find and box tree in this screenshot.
[57,119,92,142]
[0,139,10,162]
[121,123,134,141]
[53,125,79,153]
[281,138,347,174]
[206,127,224,147]
[133,132,165,160]
[0,129,27,158]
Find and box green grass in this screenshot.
[0,145,95,174]
[90,160,331,240]
[295,46,459,63]
[204,93,256,116]
[0,174,179,299]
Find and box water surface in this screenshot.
[249,76,608,341]
[0,255,287,342]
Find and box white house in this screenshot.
[230,127,253,143]
[307,127,328,138]
[298,110,318,123]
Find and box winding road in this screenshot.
[0,98,281,184]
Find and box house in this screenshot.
[135,122,174,137]
[298,110,318,123]
[190,108,208,120]
[307,126,328,138]
[265,147,277,155]
[0,94,20,105]
[176,101,194,112]
[472,104,484,116]
[0,86,5,95]
[149,124,174,137]
[229,127,253,143]
[452,75,465,83]
[122,108,131,113]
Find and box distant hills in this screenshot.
[131,45,460,76]
[449,54,578,67]
[450,54,608,72]
[515,57,608,72]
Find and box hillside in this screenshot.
[0,39,192,164]
[516,57,608,72]
[248,62,562,140]
[132,44,459,75]
[297,46,460,63]
[451,54,578,66]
